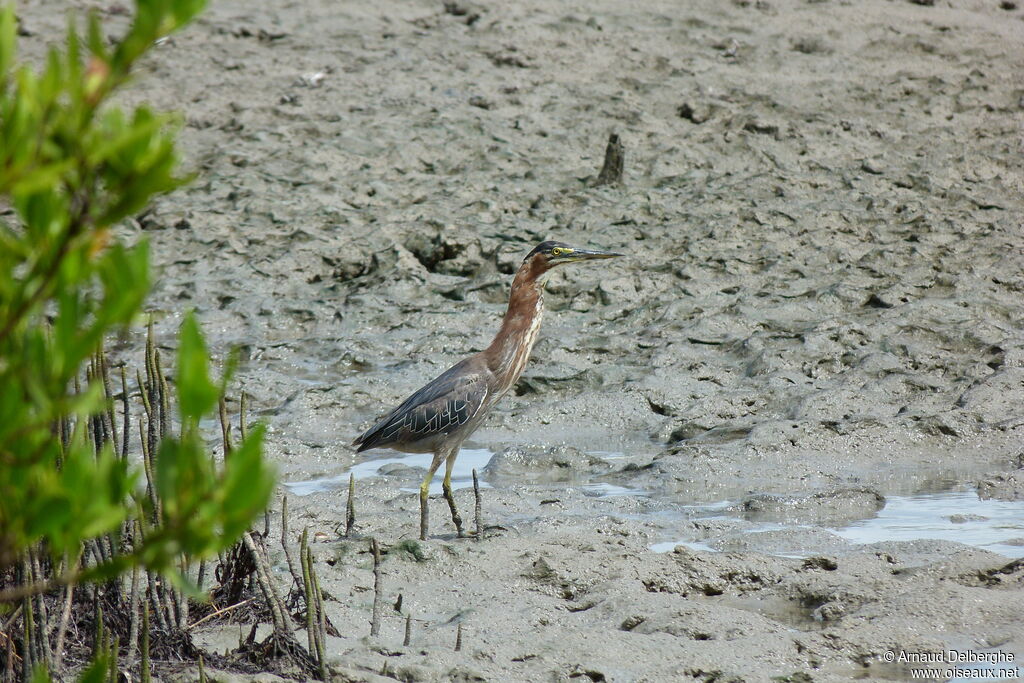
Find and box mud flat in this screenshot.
[19,0,1024,679]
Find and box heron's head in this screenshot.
[524,240,622,271]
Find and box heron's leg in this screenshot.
[420,453,445,541]
[419,474,430,541]
[442,449,464,537]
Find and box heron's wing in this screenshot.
[353,357,489,453]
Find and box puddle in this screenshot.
[393,448,494,495]
[285,451,1024,563]
[714,595,830,632]
[580,483,650,498]
[832,489,1024,557]
[651,489,1024,558]
[283,448,495,496]
[283,448,658,499]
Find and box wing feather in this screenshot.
[353,357,489,453]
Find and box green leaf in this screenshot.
[0,0,274,614]
[77,652,109,683]
[220,424,274,539]
[29,664,52,683]
[0,7,15,85]
[97,241,150,325]
[176,311,219,424]
[161,564,205,600]
[84,11,108,63]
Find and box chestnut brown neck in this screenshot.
[483,255,549,390]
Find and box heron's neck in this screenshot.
[485,264,547,392]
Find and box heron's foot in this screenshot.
[443,482,465,538]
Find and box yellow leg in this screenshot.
[442,451,464,537]
[420,451,447,541]
[419,475,430,541]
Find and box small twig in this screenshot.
[159,571,179,632]
[176,558,189,630]
[239,392,248,441]
[93,601,104,662]
[310,546,327,680]
[109,635,119,682]
[141,600,151,683]
[29,550,51,671]
[51,575,76,674]
[119,364,130,459]
[300,528,316,656]
[144,321,158,463]
[185,597,256,631]
[156,350,170,439]
[197,558,207,593]
[281,496,302,589]
[127,564,141,667]
[5,629,17,678]
[241,532,321,677]
[219,396,233,458]
[473,469,482,541]
[22,559,36,674]
[403,613,412,647]
[370,538,383,637]
[241,533,289,635]
[455,622,463,652]
[100,346,118,454]
[345,473,356,537]
[146,570,168,632]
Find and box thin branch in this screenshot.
[120,364,130,459]
[281,496,301,590]
[219,396,233,458]
[185,597,255,631]
[370,538,383,637]
[345,473,356,537]
[51,576,76,674]
[473,469,482,541]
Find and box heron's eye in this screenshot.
[550,247,564,256]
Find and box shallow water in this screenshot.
[284,449,657,498]
[289,462,1024,557]
[833,489,1024,558]
[286,449,1024,559]
[283,447,495,496]
[652,489,1024,558]
[580,482,651,497]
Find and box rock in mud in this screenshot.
[977,471,1024,501]
[711,527,853,556]
[741,488,885,526]
[948,513,989,523]
[957,367,1024,426]
[484,445,613,483]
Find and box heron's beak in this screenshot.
[566,248,623,262]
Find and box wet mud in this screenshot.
[19,0,1024,679]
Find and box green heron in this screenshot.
[353,241,622,540]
